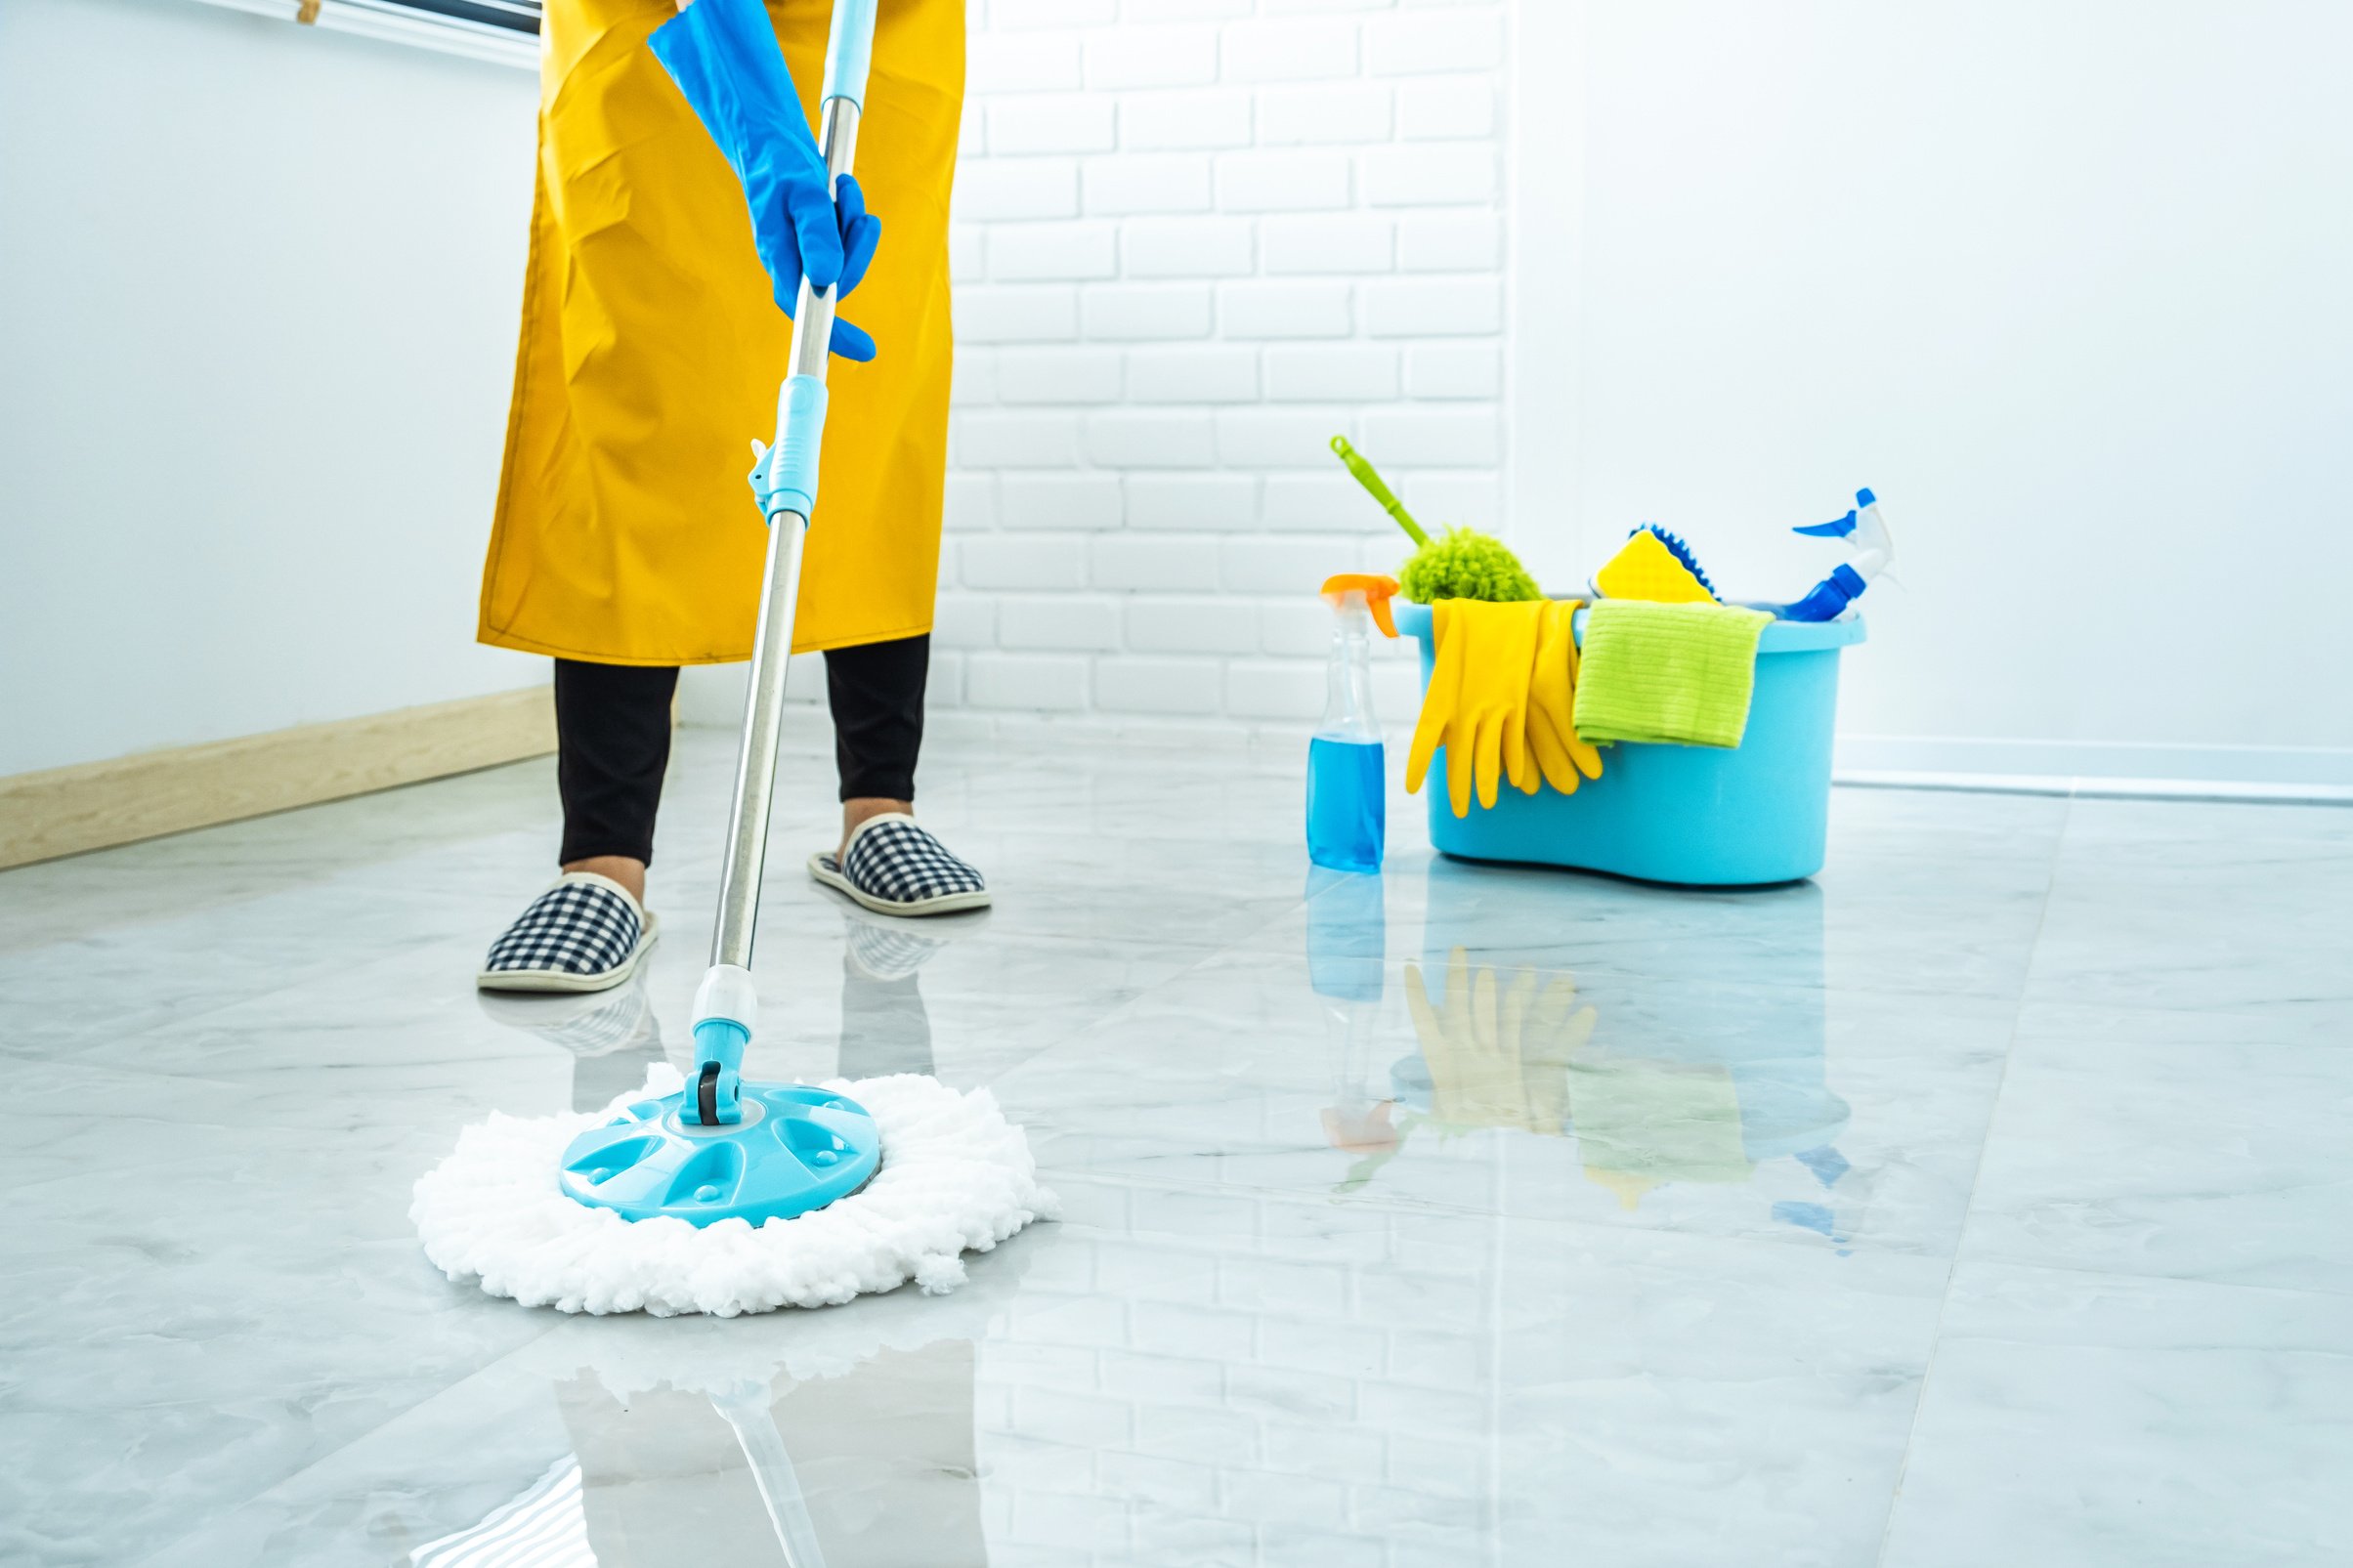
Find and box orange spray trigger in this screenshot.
[1319,573,1400,638]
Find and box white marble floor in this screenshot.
[2,729,2347,1567]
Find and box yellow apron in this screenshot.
[479,0,962,665]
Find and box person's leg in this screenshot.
[555,658,680,906]
[824,633,928,858]
[809,634,988,914]
[480,660,678,991]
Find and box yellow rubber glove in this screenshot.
[1524,598,1605,795]
[1406,599,1544,818]
[1403,947,1597,1136]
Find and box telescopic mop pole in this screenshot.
[686,0,879,1128]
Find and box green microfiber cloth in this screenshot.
[1574,601,1774,749]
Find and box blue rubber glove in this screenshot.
[650,0,884,360]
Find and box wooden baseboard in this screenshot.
[0,687,557,870]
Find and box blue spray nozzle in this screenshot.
[1792,510,1858,539]
[1771,487,1891,620]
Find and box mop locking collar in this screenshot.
[749,374,829,523]
[685,963,757,1124]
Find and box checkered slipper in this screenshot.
[476,871,660,993]
[808,813,991,916]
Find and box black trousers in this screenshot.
[554,635,929,867]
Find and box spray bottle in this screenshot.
[1775,487,1897,621]
[1306,573,1400,873]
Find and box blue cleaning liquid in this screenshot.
[1306,736,1386,872]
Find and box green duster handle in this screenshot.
[1330,435,1430,547]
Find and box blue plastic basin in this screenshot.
[1395,603,1864,887]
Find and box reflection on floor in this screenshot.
[2,728,2348,1566]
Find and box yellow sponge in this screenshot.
[1594,529,1717,604]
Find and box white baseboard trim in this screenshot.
[1834,769,2353,806]
[684,700,2353,805]
[0,686,557,869]
[1835,735,2353,805]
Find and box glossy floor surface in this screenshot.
[4,730,2348,1567]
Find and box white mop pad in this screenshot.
[412,1067,1057,1317]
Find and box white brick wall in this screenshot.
[941,0,1508,730]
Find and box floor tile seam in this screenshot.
[16,984,321,1067]
[951,1030,1138,1100]
[0,1143,458,1209]
[25,936,506,1060]
[1,1047,552,1115]
[2036,816,2353,869]
[123,1318,573,1568]
[962,903,1319,1099]
[1149,947,2041,1013]
[642,906,1256,958]
[1873,795,2072,1567]
[1926,1252,2353,1323]
[2,1065,558,1147]
[1030,1158,1954,1269]
[0,881,424,957]
[1959,1169,2353,1222]
[939,928,1281,1092]
[1955,1190,2353,1298]
[968,950,1282,1099]
[1093,890,1316,995]
[30,893,477,968]
[2001,994,2353,1031]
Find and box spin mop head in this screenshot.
[412,1067,1057,1317]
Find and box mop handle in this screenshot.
[822,0,877,107]
[708,0,878,976]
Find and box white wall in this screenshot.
[1521,0,2353,788]
[16,0,2345,793]
[927,0,1510,735]
[0,0,540,777]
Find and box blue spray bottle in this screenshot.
[1305,573,1400,873]
[1775,488,1897,621]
